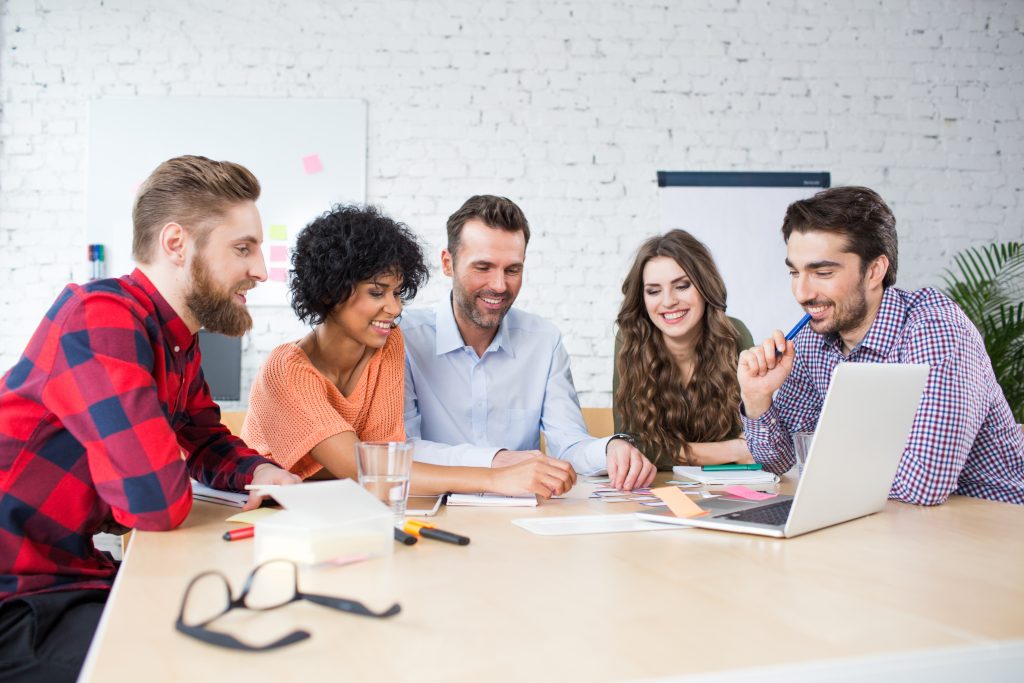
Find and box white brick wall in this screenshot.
[2,0,1022,409]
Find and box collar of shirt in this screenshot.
[126,268,196,355]
[817,287,907,360]
[433,293,514,359]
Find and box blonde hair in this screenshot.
[132,155,260,262]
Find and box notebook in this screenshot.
[672,466,779,486]
[638,363,929,538]
[446,493,539,507]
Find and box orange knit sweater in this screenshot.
[241,330,406,479]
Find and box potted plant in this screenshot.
[942,241,1023,422]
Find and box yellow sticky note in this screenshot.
[269,224,288,241]
[652,486,708,518]
[226,508,280,524]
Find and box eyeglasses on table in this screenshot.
[175,558,400,651]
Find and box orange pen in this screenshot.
[403,519,470,546]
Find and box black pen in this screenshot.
[404,520,470,546]
[393,527,418,545]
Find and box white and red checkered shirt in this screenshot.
[742,287,1024,506]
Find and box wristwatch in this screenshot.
[606,433,637,452]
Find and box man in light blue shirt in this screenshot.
[402,195,656,492]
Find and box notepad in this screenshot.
[446,493,539,507]
[672,466,779,486]
[191,480,248,507]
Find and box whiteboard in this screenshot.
[657,171,830,342]
[87,97,366,307]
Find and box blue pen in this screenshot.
[777,313,812,356]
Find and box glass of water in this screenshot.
[355,442,414,526]
[792,432,814,478]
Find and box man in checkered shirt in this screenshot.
[0,156,299,682]
[738,186,1023,506]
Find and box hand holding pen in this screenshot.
[737,313,810,420]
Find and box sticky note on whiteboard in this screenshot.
[302,154,323,174]
[269,268,287,283]
[269,225,288,241]
[269,245,288,263]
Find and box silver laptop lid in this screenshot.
[784,363,929,537]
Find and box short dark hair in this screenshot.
[133,155,260,262]
[782,186,898,288]
[446,195,530,258]
[290,205,429,326]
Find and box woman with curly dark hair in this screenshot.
[613,229,755,468]
[243,205,557,494]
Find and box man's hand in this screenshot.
[606,438,656,491]
[489,454,577,499]
[243,463,301,511]
[737,329,796,419]
[492,449,545,468]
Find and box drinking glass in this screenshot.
[355,441,414,526]
[792,432,814,478]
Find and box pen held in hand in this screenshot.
[777,313,812,357]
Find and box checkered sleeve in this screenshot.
[742,355,822,475]
[41,293,192,531]
[889,317,984,505]
[177,367,272,491]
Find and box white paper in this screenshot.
[512,514,692,536]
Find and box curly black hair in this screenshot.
[289,204,429,326]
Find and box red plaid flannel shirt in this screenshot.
[0,269,271,599]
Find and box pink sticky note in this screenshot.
[722,485,777,501]
[302,154,323,174]
[269,245,288,263]
[269,268,287,283]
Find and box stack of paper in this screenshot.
[446,493,538,507]
[672,466,779,486]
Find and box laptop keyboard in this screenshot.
[721,499,793,526]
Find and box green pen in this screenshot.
[701,463,763,471]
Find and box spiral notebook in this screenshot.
[672,466,779,486]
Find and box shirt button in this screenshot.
[173,345,180,353]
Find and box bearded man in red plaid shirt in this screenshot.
[0,156,300,682]
[738,186,1023,506]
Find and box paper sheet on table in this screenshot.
[226,508,280,524]
[512,514,692,536]
[651,486,709,518]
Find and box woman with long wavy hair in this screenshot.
[613,229,755,468]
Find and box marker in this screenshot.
[222,526,254,541]
[777,313,812,357]
[701,463,763,471]
[404,520,470,546]
[393,527,418,545]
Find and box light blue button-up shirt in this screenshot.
[401,296,610,475]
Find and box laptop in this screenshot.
[636,363,929,538]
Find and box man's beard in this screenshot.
[806,279,869,337]
[453,281,512,330]
[184,254,254,337]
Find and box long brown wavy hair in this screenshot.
[615,230,741,466]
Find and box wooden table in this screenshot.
[80,475,1024,682]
